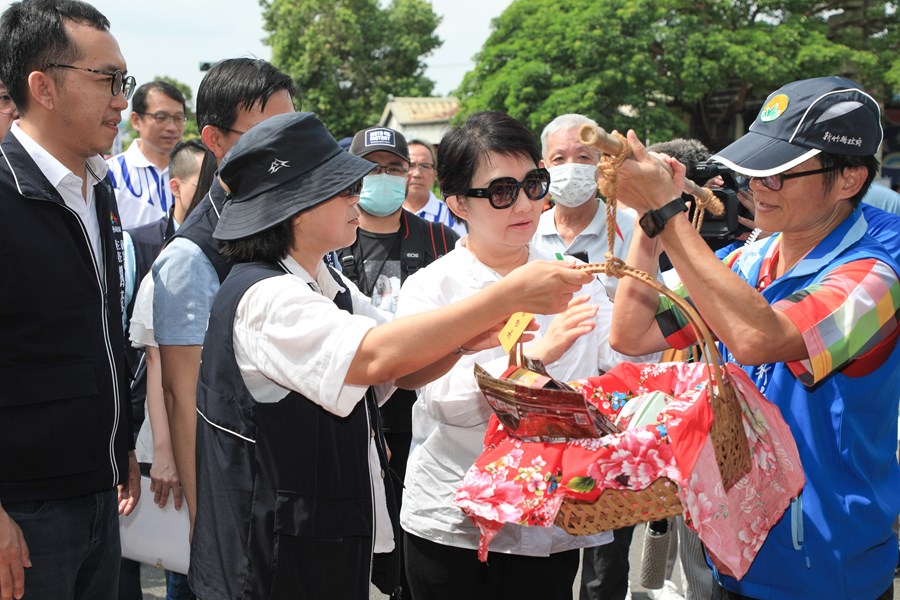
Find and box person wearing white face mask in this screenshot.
[338,125,460,595]
[532,113,645,600]
[533,113,639,300]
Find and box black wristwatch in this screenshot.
[639,198,688,238]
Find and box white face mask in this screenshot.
[547,163,598,208]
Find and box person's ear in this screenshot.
[130,110,143,134]
[169,177,181,201]
[837,165,867,202]
[27,71,57,112]
[538,159,547,169]
[446,194,468,220]
[201,125,228,161]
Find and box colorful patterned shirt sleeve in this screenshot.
[654,249,744,349]
[775,259,900,386]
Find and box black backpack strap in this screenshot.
[399,210,426,281]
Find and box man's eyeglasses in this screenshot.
[753,166,838,192]
[338,180,364,198]
[466,168,551,209]
[0,91,15,117]
[409,162,435,173]
[42,64,136,100]
[370,164,409,177]
[138,111,186,126]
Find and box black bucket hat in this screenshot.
[711,76,883,177]
[214,112,375,241]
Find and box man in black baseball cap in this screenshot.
[711,76,882,177]
[606,76,900,600]
[190,112,594,600]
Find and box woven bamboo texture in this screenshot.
[552,264,752,535]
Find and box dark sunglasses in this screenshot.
[753,166,838,192]
[465,168,551,209]
[338,180,363,198]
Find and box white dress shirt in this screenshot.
[10,122,108,273]
[396,241,660,556]
[533,202,638,300]
[231,255,395,552]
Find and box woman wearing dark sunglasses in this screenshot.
[395,112,655,600]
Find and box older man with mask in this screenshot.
[0,1,140,598]
[534,113,637,301]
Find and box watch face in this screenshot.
[639,210,661,238]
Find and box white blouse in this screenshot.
[396,240,660,556]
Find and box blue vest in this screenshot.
[717,208,900,599]
[189,261,399,599]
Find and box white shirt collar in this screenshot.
[123,138,166,170]
[10,121,109,188]
[279,254,348,300]
[416,191,444,219]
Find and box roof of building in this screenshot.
[378,96,460,127]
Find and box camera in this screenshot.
[688,161,753,245]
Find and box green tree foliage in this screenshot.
[261,0,442,138]
[457,0,898,151]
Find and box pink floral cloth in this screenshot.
[454,362,804,579]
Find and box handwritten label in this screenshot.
[499,311,533,353]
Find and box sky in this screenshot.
[2,0,514,105]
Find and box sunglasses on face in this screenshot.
[338,180,364,198]
[465,168,551,209]
[752,166,838,191]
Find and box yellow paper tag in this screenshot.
[499,311,533,353]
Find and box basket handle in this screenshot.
[575,262,730,398]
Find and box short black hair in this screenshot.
[132,80,186,115]
[169,139,215,219]
[438,112,541,199]
[0,0,110,113]
[817,152,878,207]
[220,217,295,264]
[408,139,436,165]
[196,58,297,132]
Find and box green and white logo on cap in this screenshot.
[760,94,790,122]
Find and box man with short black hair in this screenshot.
[152,57,296,532]
[405,138,467,236]
[108,80,186,228]
[338,126,459,595]
[0,1,140,597]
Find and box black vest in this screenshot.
[167,179,233,283]
[0,133,131,503]
[190,261,399,599]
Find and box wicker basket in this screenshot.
[477,264,753,536]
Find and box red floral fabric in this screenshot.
[454,362,804,579]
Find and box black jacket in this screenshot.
[0,132,132,503]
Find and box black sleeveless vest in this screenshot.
[189,261,399,599]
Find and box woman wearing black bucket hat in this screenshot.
[186,111,593,600]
